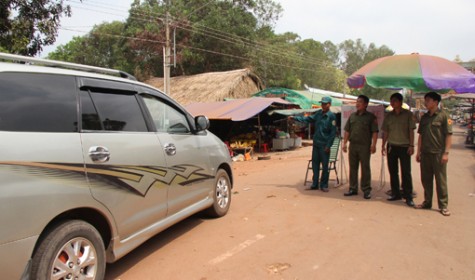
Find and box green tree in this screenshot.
[250,32,344,91]
[48,22,132,73]
[0,0,79,56]
[322,40,339,66]
[295,39,340,91]
[121,0,282,79]
[46,0,284,80]
[251,31,302,88]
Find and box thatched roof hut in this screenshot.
[144,69,264,105]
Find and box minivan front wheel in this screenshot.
[30,220,106,280]
[206,169,231,217]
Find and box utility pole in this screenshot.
[163,0,171,95]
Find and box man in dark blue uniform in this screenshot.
[291,96,337,192]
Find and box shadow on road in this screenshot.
[105,214,204,279]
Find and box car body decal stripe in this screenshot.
[0,162,214,197]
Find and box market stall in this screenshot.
[453,93,475,147]
[186,97,296,159]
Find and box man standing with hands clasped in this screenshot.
[415,92,452,216]
[381,93,416,207]
[290,96,337,192]
[342,95,378,199]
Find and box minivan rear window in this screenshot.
[0,73,78,132]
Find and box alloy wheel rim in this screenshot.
[216,177,229,208]
[52,237,98,280]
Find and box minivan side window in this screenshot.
[0,73,77,132]
[80,89,148,132]
[141,94,190,133]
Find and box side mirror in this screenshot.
[195,115,210,131]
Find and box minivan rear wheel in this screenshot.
[30,220,106,280]
[205,169,231,217]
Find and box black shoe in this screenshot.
[406,200,415,207]
[387,196,402,201]
[363,192,372,199]
[344,190,358,196]
[321,188,329,192]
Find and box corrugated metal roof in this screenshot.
[185,97,291,121]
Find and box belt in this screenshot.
[388,144,409,148]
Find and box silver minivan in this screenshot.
[0,53,233,280]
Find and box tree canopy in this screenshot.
[0,0,77,56]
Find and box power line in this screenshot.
[61,1,337,73]
[73,0,333,66]
[184,0,216,19]
[131,6,335,69]
[69,0,333,68]
[67,0,130,19]
[58,26,336,75]
[168,14,332,68]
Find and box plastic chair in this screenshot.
[304,136,341,186]
[260,143,269,153]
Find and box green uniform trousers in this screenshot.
[420,152,448,209]
[348,144,372,193]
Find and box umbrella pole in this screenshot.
[338,139,348,186]
[378,154,386,191]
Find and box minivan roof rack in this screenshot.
[0,52,137,81]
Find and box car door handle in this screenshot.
[164,143,176,156]
[88,146,110,163]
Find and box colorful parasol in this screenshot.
[347,53,475,93]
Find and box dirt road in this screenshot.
[106,126,475,280]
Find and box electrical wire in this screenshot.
[59,26,331,74]
[61,0,338,74]
[69,0,334,68]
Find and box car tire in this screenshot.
[205,169,232,217]
[29,220,106,280]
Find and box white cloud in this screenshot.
[274,0,475,61]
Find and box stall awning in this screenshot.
[185,97,292,121]
[269,107,341,116]
[253,87,343,108]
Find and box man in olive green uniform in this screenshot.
[382,93,416,207]
[342,95,379,199]
[416,92,452,216]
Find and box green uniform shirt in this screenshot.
[418,109,453,154]
[382,109,416,146]
[344,110,379,146]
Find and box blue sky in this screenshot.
[43,0,475,61]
